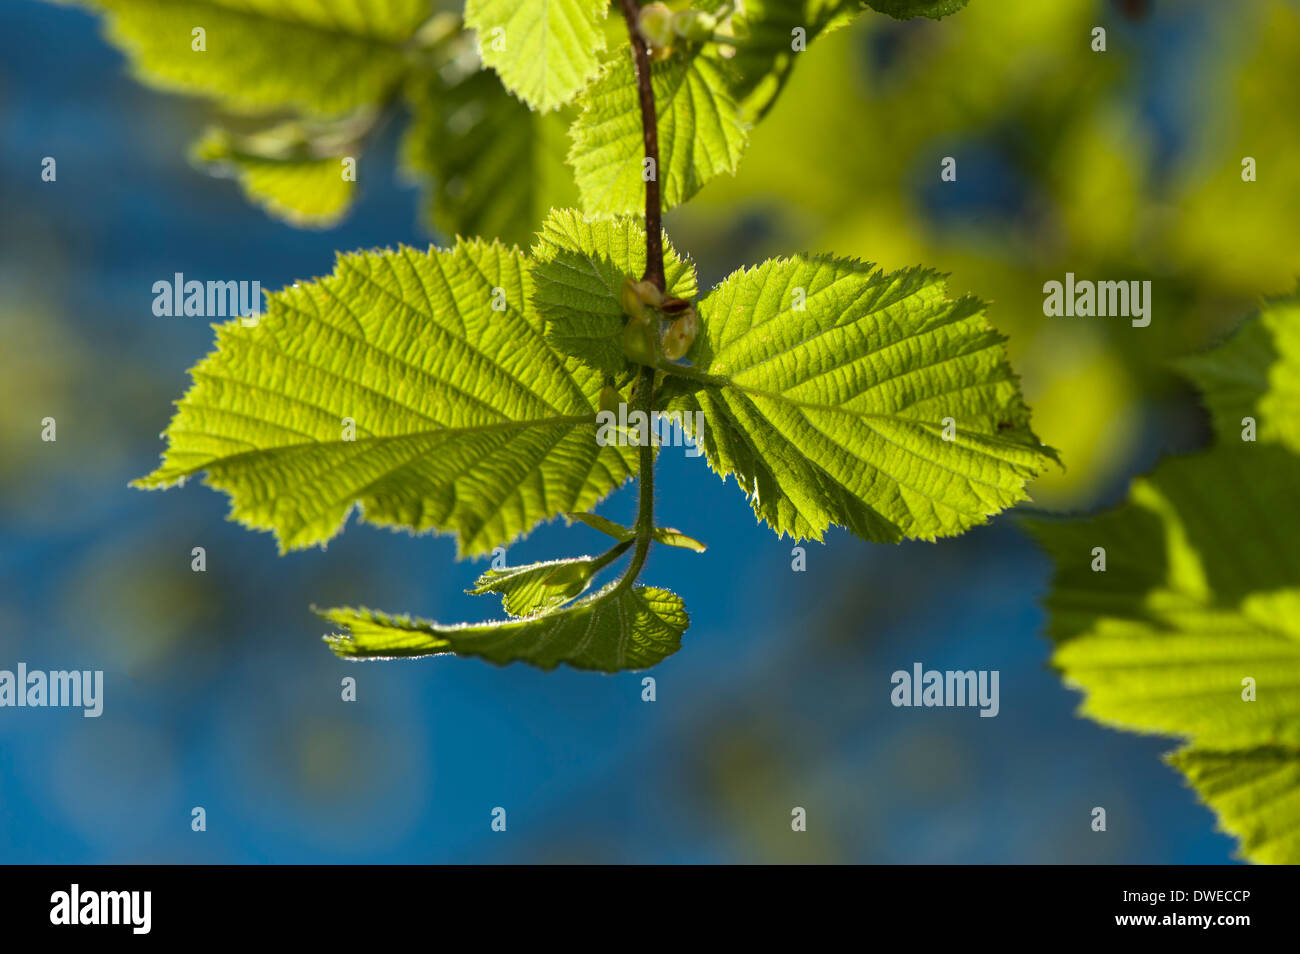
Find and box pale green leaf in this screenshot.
[661,255,1055,544]
[531,208,697,374]
[566,510,633,540]
[1168,748,1300,865]
[1034,449,1300,750]
[650,527,707,552]
[132,238,639,557]
[467,554,608,616]
[464,0,607,112]
[1178,292,1300,454]
[401,51,578,247]
[1030,444,1300,863]
[80,0,430,116]
[1051,598,1300,749]
[322,582,688,671]
[192,125,356,228]
[568,47,749,217]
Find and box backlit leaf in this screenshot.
[661,255,1056,543]
[133,237,638,557]
[568,47,749,217]
[464,0,607,112]
[322,582,688,671]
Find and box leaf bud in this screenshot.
[637,3,675,49]
[621,277,665,320]
[634,278,665,309]
[661,306,699,360]
[620,277,645,321]
[623,317,660,367]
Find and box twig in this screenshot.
[616,0,663,592]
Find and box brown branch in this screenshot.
[619,0,665,291]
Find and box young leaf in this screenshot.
[401,57,578,248]
[81,0,429,116]
[132,238,638,556]
[464,0,608,112]
[468,555,607,616]
[321,582,688,671]
[660,255,1055,543]
[191,125,356,229]
[1177,292,1300,454]
[565,512,706,552]
[864,0,971,19]
[531,208,697,374]
[568,47,749,217]
[650,528,707,552]
[566,510,635,540]
[1029,444,1300,863]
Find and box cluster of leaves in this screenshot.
[1031,293,1300,863]
[135,206,1051,669]
[112,0,1054,672]
[62,0,963,241]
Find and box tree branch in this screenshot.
[616,0,662,592]
[619,0,664,290]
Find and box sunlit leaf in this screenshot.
[133,237,638,557]
[1030,444,1300,863]
[81,0,429,116]
[662,255,1055,543]
[568,47,749,217]
[322,582,688,671]
[464,0,607,112]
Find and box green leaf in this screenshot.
[531,208,698,374]
[566,510,634,540]
[468,554,608,616]
[568,47,750,217]
[1177,292,1300,454]
[464,0,608,112]
[132,237,639,557]
[661,255,1055,544]
[321,582,688,671]
[864,0,970,20]
[650,527,707,552]
[709,0,861,119]
[401,55,578,248]
[191,124,356,228]
[565,512,706,552]
[1168,748,1300,866]
[1029,444,1300,863]
[1033,448,1300,748]
[81,0,430,116]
